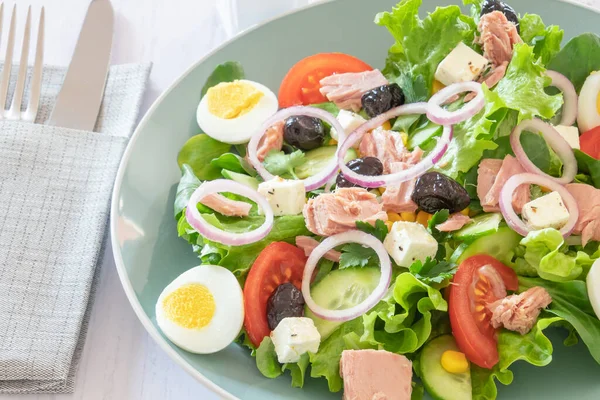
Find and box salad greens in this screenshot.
[548,33,600,92]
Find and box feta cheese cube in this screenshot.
[554,125,580,149]
[434,42,489,87]
[258,177,306,216]
[330,110,367,141]
[383,221,438,267]
[270,317,321,364]
[522,191,570,231]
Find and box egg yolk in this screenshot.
[206,81,264,119]
[162,283,216,329]
[596,91,600,115]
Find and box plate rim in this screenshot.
[109,0,598,398]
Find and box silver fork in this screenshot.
[0,4,44,122]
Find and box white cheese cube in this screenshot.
[270,317,321,364]
[258,177,306,216]
[554,125,580,149]
[434,42,489,87]
[522,191,570,231]
[330,110,366,140]
[383,221,438,267]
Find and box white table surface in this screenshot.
[0,0,597,399]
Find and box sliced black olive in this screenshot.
[283,115,325,151]
[412,172,470,214]
[266,282,305,330]
[480,0,519,33]
[361,83,406,118]
[336,157,384,188]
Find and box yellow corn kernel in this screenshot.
[540,186,551,193]
[400,132,409,147]
[460,207,470,216]
[385,221,394,231]
[328,138,338,145]
[432,80,446,95]
[400,212,417,222]
[378,187,386,195]
[441,350,470,374]
[382,121,392,130]
[387,212,403,222]
[416,211,432,227]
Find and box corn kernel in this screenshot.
[400,212,417,222]
[400,132,409,147]
[540,186,551,193]
[416,211,432,227]
[328,138,338,145]
[382,121,392,130]
[387,212,403,222]
[460,207,470,216]
[441,350,469,374]
[432,80,446,95]
[378,187,386,195]
[385,221,394,231]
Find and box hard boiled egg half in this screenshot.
[587,259,600,320]
[197,80,278,144]
[578,71,600,132]
[155,265,244,354]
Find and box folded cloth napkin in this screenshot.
[0,63,151,393]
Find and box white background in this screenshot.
[0,0,596,399]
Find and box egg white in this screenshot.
[196,80,278,144]
[155,265,244,354]
[587,259,600,320]
[578,72,600,132]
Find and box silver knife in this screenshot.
[48,0,114,131]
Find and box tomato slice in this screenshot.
[448,255,518,369]
[243,242,307,347]
[580,126,600,159]
[278,53,373,107]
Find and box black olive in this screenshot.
[361,83,405,118]
[480,0,520,33]
[266,283,305,330]
[283,115,325,151]
[336,157,384,188]
[412,172,470,214]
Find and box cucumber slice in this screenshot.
[420,335,472,400]
[455,227,522,265]
[453,213,502,243]
[408,122,442,149]
[305,267,380,339]
[221,169,259,190]
[295,146,358,180]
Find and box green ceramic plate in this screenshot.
[111,0,600,398]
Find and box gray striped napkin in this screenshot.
[0,63,151,393]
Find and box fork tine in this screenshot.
[0,6,16,114]
[24,7,44,123]
[7,6,32,120]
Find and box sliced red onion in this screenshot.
[546,70,578,126]
[248,106,346,191]
[186,179,274,245]
[301,230,392,322]
[337,102,453,188]
[499,173,579,238]
[427,81,485,125]
[510,118,577,184]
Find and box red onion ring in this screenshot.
[337,103,453,188]
[546,70,578,126]
[510,118,577,184]
[301,230,392,322]
[499,173,579,238]
[427,81,485,125]
[248,106,346,191]
[185,179,274,245]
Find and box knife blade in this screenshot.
[48,0,114,131]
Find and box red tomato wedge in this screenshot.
[278,53,373,107]
[580,126,600,159]
[243,242,307,347]
[448,255,518,369]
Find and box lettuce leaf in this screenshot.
[255,337,310,388]
[375,0,476,94]
[548,33,600,92]
[177,134,232,181]
[519,14,563,65]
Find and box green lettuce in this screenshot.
[574,149,600,188]
[548,33,600,92]
[518,14,563,65]
[177,134,231,180]
[255,337,311,388]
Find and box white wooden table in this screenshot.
[0,0,596,399]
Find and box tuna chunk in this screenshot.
[488,287,552,335]
[381,154,424,213]
[340,350,412,400]
[478,155,529,213]
[200,193,251,217]
[257,121,284,162]
[303,188,388,237]
[295,236,342,262]
[359,127,420,173]
[565,183,600,246]
[436,213,472,232]
[319,70,388,112]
